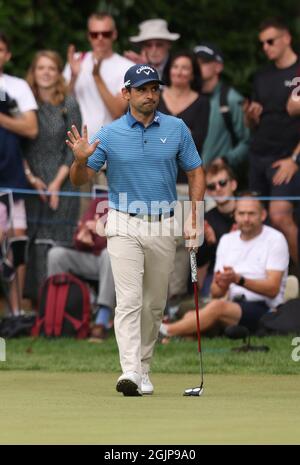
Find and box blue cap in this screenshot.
[124,64,164,88]
[193,42,224,63]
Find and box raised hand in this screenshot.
[67,44,81,78]
[123,50,147,64]
[66,125,99,164]
[92,58,102,77]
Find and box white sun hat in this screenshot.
[129,19,180,43]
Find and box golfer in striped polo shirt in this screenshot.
[67,64,206,396]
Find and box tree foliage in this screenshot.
[1,0,300,94]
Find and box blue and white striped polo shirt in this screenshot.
[87,110,202,214]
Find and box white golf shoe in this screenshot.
[141,372,154,395]
[116,371,142,396]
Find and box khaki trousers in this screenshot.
[106,210,176,375]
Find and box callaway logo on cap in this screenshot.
[124,64,164,88]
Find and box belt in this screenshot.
[116,209,174,222]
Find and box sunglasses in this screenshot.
[259,34,283,47]
[88,30,114,39]
[206,178,229,191]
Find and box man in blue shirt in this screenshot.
[67,64,205,396]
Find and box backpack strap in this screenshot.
[31,317,44,337]
[219,83,239,148]
[63,275,91,338]
[44,276,57,336]
[54,275,71,337]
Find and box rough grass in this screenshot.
[0,334,299,375]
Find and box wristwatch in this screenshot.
[291,153,300,166]
[237,276,245,287]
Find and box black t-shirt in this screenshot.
[250,58,300,158]
[158,94,210,183]
[196,206,235,274]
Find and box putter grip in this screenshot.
[190,249,197,283]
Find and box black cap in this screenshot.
[124,64,164,88]
[193,42,224,63]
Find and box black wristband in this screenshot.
[237,276,245,287]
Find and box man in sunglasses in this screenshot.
[196,163,238,297]
[245,18,300,268]
[64,12,134,138]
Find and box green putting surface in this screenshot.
[1,371,300,444]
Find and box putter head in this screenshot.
[183,386,204,397]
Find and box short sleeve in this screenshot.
[15,81,38,113]
[266,233,289,271]
[86,127,108,172]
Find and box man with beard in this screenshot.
[66,64,205,396]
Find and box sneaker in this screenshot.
[141,373,154,395]
[116,372,142,396]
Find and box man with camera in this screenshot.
[0,32,38,315]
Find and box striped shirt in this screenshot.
[87,110,202,214]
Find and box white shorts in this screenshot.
[10,199,27,231]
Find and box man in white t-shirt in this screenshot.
[0,35,37,139]
[0,32,38,216]
[160,194,289,337]
[0,32,38,314]
[64,12,134,138]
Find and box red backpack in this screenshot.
[31,273,90,339]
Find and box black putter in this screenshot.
[225,325,270,352]
[183,249,204,397]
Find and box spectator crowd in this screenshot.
[0,12,300,342]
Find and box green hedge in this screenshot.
[1,0,300,95]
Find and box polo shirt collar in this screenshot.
[126,110,161,128]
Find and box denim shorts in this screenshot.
[238,300,270,332]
